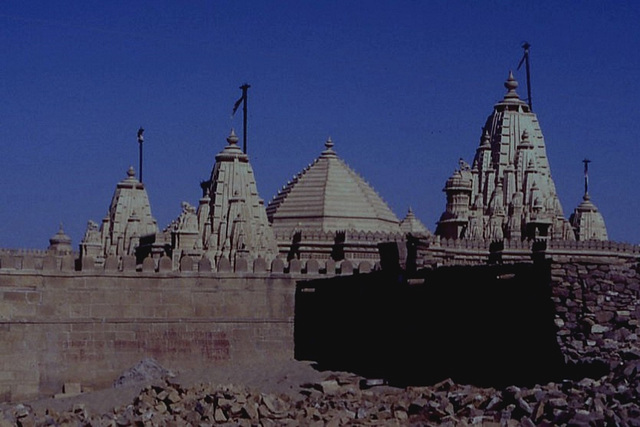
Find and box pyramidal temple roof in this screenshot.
[267,138,401,234]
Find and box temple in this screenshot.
[435,72,607,242]
[168,129,278,270]
[266,138,403,264]
[80,166,159,265]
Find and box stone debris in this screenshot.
[113,358,175,388]
[3,356,640,426]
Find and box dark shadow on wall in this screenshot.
[294,261,605,389]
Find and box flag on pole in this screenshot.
[232,94,245,116]
[517,41,530,71]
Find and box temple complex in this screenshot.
[266,138,403,264]
[74,70,611,272]
[435,72,608,242]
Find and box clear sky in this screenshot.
[2,1,639,249]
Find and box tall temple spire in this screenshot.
[170,129,277,269]
[80,166,158,264]
[435,72,575,241]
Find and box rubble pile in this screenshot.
[3,353,640,426]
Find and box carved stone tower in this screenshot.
[80,166,158,264]
[184,130,277,269]
[436,72,575,241]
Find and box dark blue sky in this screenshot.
[2,1,639,249]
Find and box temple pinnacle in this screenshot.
[325,137,334,150]
[227,129,239,146]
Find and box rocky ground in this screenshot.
[2,352,640,426]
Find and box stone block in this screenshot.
[122,255,137,271]
[142,257,156,272]
[358,261,372,273]
[305,259,319,274]
[235,257,249,272]
[340,260,353,275]
[198,257,213,272]
[81,256,95,271]
[218,258,232,272]
[103,256,119,271]
[63,382,82,395]
[41,256,58,271]
[0,255,12,269]
[326,259,336,275]
[253,257,268,273]
[271,258,285,273]
[61,256,76,271]
[157,256,172,272]
[21,256,36,270]
[180,256,194,272]
[288,259,301,274]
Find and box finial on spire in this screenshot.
[127,166,136,178]
[325,137,334,150]
[504,71,519,98]
[227,129,239,146]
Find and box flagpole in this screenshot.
[137,127,144,183]
[583,158,591,197]
[240,84,250,154]
[519,42,532,110]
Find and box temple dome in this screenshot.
[48,224,72,254]
[570,194,608,241]
[267,138,401,234]
[400,207,431,237]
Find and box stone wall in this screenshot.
[1,247,639,404]
[550,258,640,367]
[0,270,295,402]
[0,252,377,403]
[296,257,640,388]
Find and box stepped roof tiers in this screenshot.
[266,138,404,264]
[80,167,159,264]
[435,72,607,242]
[400,207,431,237]
[169,130,278,270]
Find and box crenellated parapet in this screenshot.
[0,252,375,277]
[273,228,403,265]
[0,248,78,271]
[410,236,639,267]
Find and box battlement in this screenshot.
[412,237,640,267]
[0,252,376,276]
